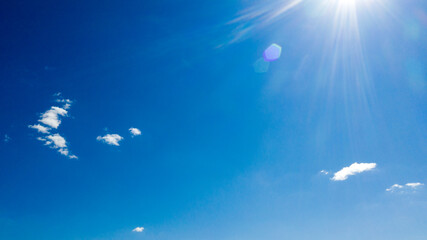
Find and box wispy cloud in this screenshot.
[331,162,376,181]
[320,170,329,175]
[97,134,123,146]
[55,97,72,109]
[29,94,77,159]
[37,133,76,159]
[29,124,51,134]
[4,134,11,142]
[386,182,424,193]
[132,227,144,232]
[129,127,141,136]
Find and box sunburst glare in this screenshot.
[227,0,393,148]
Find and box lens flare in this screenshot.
[263,44,282,62]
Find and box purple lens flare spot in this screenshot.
[263,43,282,62]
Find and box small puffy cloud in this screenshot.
[97,134,123,146]
[4,134,11,142]
[129,127,141,136]
[132,227,144,232]
[29,124,51,134]
[39,106,68,129]
[387,182,424,193]
[320,170,329,175]
[331,162,376,181]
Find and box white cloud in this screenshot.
[97,134,123,146]
[37,136,46,142]
[320,170,329,175]
[53,93,73,109]
[406,182,423,188]
[56,99,72,109]
[63,103,71,109]
[29,124,51,134]
[331,162,376,181]
[386,184,403,192]
[30,95,77,159]
[129,127,141,136]
[387,182,424,192]
[132,227,144,232]
[37,137,52,146]
[47,134,67,148]
[58,148,69,156]
[56,98,72,104]
[37,134,76,159]
[39,106,68,129]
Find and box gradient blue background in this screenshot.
[0,0,426,239]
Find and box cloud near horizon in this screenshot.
[331,162,377,181]
[97,134,123,146]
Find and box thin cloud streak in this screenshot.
[29,124,51,134]
[386,182,424,192]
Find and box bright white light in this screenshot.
[340,0,356,8]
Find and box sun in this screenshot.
[339,0,357,8]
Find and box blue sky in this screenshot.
[0,0,426,239]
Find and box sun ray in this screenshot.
[225,0,303,44]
